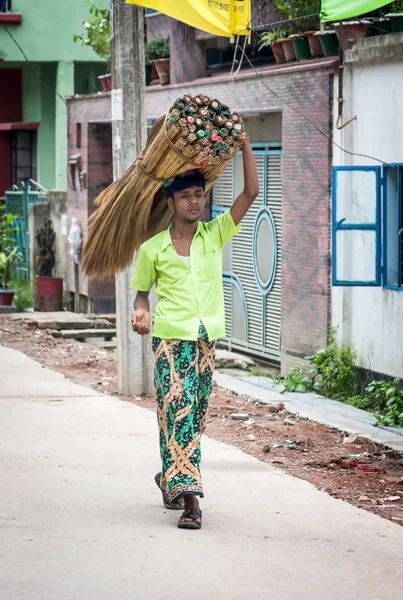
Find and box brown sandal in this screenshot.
[177,509,202,530]
[154,473,184,511]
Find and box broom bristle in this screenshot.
[82,95,246,279]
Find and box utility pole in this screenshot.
[111,0,152,396]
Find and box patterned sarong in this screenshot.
[152,324,215,502]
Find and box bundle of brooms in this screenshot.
[82,93,246,279]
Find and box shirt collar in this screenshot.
[161,221,204,251]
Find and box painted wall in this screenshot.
[332,43,403,377]
[0,0,109,63]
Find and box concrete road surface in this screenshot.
[1,345,403,600]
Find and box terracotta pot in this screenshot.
[271,40,286,64]
[0,289,15,307]
[333,21,369,50]
[308,32,324,57]
[98,74,112,92]
[153,58,170,85]
[281,38,296,63]
[34,277,63,312]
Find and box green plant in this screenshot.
[385,1,403,12]
[365,379,403,427]
[36,218,56,278]
[73,0,111,69]
[272,1,321,32]
[306,329,357,401]
[258,29,289,50]
[0,213,23,290]
[275,367,314,393]
[251,367,262,376]
[11,278,34,311]
[145,37,170,62]
[344,395,373,411]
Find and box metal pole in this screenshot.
[111,0,152,395]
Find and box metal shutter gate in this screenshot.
[212,148,282,361]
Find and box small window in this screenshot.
[0,1,12,13]
[384,166,403,288]
[76,123,82,149]
[332,166,382,286]
[11,130,37,186]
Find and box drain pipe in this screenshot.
[336,21,357,130]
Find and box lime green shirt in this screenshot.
[131,210,240,341]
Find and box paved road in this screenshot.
[1,345,403,600]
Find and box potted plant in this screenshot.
[34,218,63,312]
[272,0,321,60]
[314,29,339,56]
[386,1,403,32]
[73,0,111,92]
[258,29,289,64]
[145,37,170,85]
[0,213,23,307]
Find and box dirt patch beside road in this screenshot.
[2,315,403,525]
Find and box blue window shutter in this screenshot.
[332,166,382,286]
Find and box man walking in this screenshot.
[131,137,259,529]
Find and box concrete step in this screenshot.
[12,311,115,331]
[36,319,115,331]
[88,314,116,325]
[52,329,116,340]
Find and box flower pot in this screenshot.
[281,38,296,62]
[315,30,339,56]
[291,33,312,60]
[271,40,286,64]
[98,74,112,92]
[153,58,170,85]
[145,63,153,86]
[333,21,369,50]
[308,32,324,57]
[366,17,391,37]
[387,13,403,33]
[34,277,63,312]
[0,289,15,307]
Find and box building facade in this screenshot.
[0,0,109,196]
[332,33,403,379]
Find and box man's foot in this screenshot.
[178,509,202,530]
[178,495,202,529]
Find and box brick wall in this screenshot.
[87,122,115,314]
[67,97,115,312]
[251,0,282,28]
[169,20,206,85]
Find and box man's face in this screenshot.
[169,185,206,223]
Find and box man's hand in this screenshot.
[132,308,151,336]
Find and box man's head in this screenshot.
[165,171,206,223]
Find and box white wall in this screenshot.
[332,59,403,377]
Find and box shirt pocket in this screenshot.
[200,248,222,280]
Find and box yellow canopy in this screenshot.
[127,0,251,37]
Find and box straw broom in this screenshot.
[82,94,246,279]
